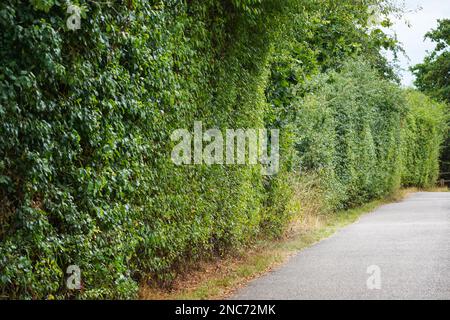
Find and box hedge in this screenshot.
[0,0,293,299]
[292,60,447,211]
[292,60,405,209]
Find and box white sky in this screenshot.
[385,0,450,87]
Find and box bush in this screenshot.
[292,60,447,210]
[401,90,448,188]
[0,0,290,299]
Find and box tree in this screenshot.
[412,19,450,101]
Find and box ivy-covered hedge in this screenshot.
[0,0,447,299]
[0,0,292,299]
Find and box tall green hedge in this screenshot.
[401,90,448,188]
[292,60,406,210]
[0,0,447,299]
[292,61,447,210]
[0,0,292,299]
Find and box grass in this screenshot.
[139,187,446,300]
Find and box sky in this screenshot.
[385,0,450,87]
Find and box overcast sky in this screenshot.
[385,0,450,86]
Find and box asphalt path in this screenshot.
[233,192,450,299]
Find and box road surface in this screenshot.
[233,192,450,299]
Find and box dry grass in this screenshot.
[139,186,446,300]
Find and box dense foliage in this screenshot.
[411,19,450,182]
[266,0,401,127]
[0,0,290,299]
[291,61,447,210]
[293,60,405,209]
[0,0,447,299]
[401,90,447,188]
[412,19,450,102]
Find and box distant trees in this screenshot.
[412,19,450,102]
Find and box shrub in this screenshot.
[0,0,290,299]
[292,60,447,210]
[401,90,448,188]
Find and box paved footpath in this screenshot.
[233,192,450,299]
